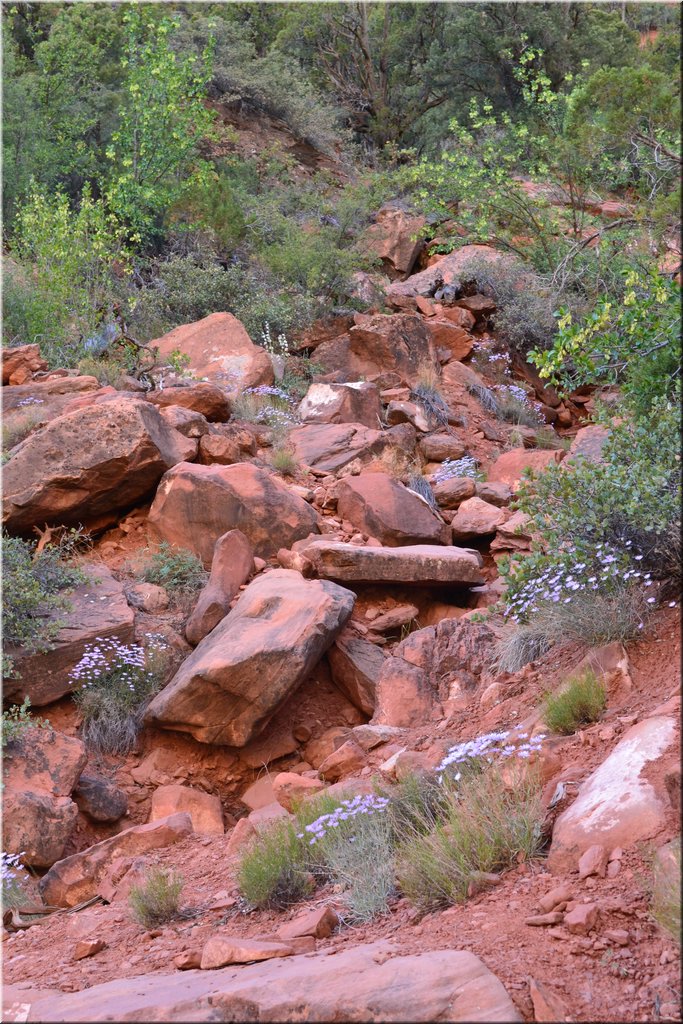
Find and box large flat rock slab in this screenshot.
[298,539,484,587]
[289,422,388,475]
[152,312,273,388]
[2,941,521,1022]
[547,716,679,874]
[3,565,135,707]
[145,569,355,746]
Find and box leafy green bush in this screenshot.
[71,636,169,754]
[396,766,544,910]
[543,670,607,735]
[143,543,207,596]
[128,867,184,928]
[237,820,313,910]
[2,535,86,677]
[7,185,124,367]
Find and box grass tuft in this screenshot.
[129,867,184,928]
[395,766,544,910]
[543,669,607,735]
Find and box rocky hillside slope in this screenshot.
[2,206,680,1023]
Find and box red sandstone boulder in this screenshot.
[373,617,499,727]
[419,433,466,462]
[152,312,273,389]
[328,629,385,716]
[298,539,484,587]
[432,476,476,510]
[364,204,426,278]
[424,321,474,361]
[487,448,563,489]
[201,935,293,969]
[298,381,382,429]
[2,343,48,385]
[272,772,325,813]
[2,398,196,532]
[185,529,254,646]
[147,462,320,565]
[450,496,508,541]
[144,382,231,422]
[337,472,449,547]
[2,729,87,868]
[289,422,388,475]
[145,569,355,746]
[347,313,435,378]
[150,784,224,834]
[385,244,512,305]
[3,565,135,707]
[5,941,522,1021]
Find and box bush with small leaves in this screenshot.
[142,543,207,597]
[543,670,607,735]
[2,535,86,678]
[2,697,51,752]
[128,867,184,928]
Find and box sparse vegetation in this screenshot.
[71,635,170,755]
[270,446,299,477]
[543,670,607,735]
[396,766,544,910]
[2,697,51,752]
[128,867,184,928]
[651,839,681,944]
[143,543,207,598]
[2,535,86,678]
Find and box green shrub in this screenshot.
[2,697,51,752]
[143,543,207,596]
[396,766,544,910]
[71,635,169,755]
[323,810,395,923]
[2,413,42,454]
[237,820,313,910]
[2,535,86,677]
[543,670,607,735]
[270,446,298,477]
[128,867,184,928]
[76,354,131,389]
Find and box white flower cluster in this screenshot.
[436,730,545,782]
[260,323,290,358]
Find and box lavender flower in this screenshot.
[433,456,478,483]
[296,794,390,846]
[436,730,545,782]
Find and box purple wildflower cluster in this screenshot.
[503,541,654,623]
[432,455,478,483]
[2,851,26,886]
[436,730,546,783]
[494,383,544,422]
[242,385,298,428]
[69,634,167,694]
[17,397,44,407]
[297,794,390,846]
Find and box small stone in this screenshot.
[73,939,107,961]
[578,844,609,879]
[607,860,621,878]
[293,725,312,743]
[277,906,339,941]
[524,912,564,927]
[605,929,630,947]
[609,847,623,862]
[200,935,293,969]
[538,884,572,914]
[564,902,599,935]
[174,950,201,970]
